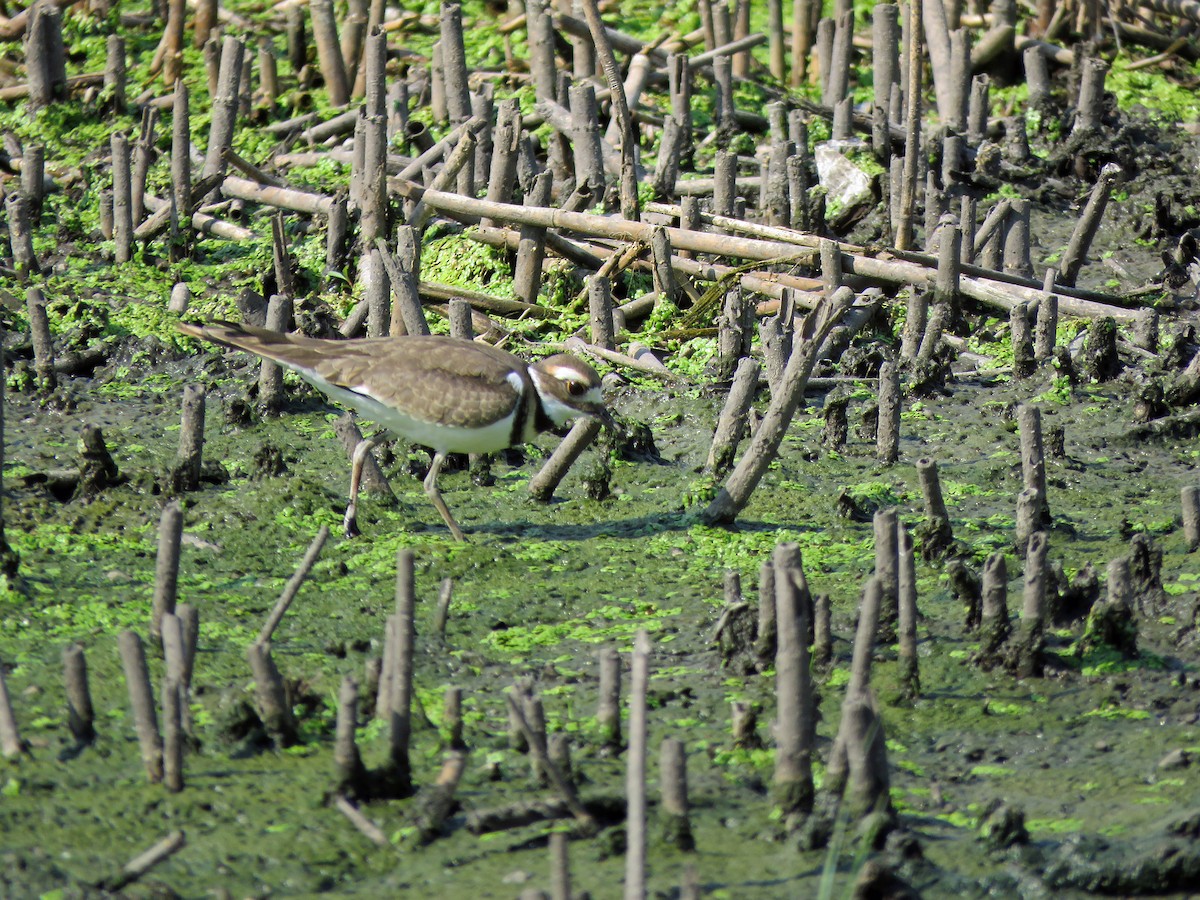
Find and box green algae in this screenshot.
[2,9,1200,899]
[7,314,1200,898]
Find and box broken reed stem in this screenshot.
[200,37,244,198]
[579,0,639,220]
[0,657,26,757]
[439,0,471,123]
[246,641,298,746]
[513,171,554,306]
[527,417,602,502]
[22,143,42,221]
[588,274,617,350]
[173,383,206,492]
[482,98,521,222]
[597,646,622,751]
[256,525,331,647]
[843,687,891,819]
[1011,302,1035,378]
[525,693,550,783]
[1017,404,1051,526]
[26,287,56,393]
[258,293,293,415]
[507,680,530,752]
[876,356,901,464]
[1035,268,1059,360]
[659,737,694,851]
[703,287,856,525]
[404,182,1147,322]
[1015,487,1040,555]
[176,604,199,689]
[335,675,368,797]
[111,131,133,264]
[407,128,478,234]
[1060,162,1122,287]
[916,457,954,556]
[161,612,186,686]
[897,525,919,698]
[1003,198,1034,279]
[1182,485,1200,552]
[716,286,753,380]
[1,310,9,577]
[814,593,833,668]
[896,0,923,252]
[63,643,96,744]
[131,109,156,227]
[933,215,962,308]
[505,691,596,832]
[162,677,184,792]
[824,576,882,798]
[755,559,776,664]
[901,288,928,360]
[874,507,900,639]
[150,500,183,646]
[388,549,416,796]
[118,630,164,782]
[624,629,652,900]
[550,829,572,900]
[849,576,882,698]
[106,34,126,114]
[1072,56,1109,137]
[448,298,473,340]
[1017,531,1049,678]
[442,686,465,750]
[978,551,1009,663]
[706,357,760,476]
[5,194,36,279]
[761,290,794,395]
[411,751,470,844]
[310,0,349,106]
[386,227,430,337]
[771,543,814,817]
[547,723,574,787]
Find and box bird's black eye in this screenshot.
[567,380,586,396]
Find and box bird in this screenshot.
[177,321,610,541]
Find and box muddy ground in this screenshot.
[4,12,1200,900]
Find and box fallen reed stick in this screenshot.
[334,794,388,846]
[403,185,1136,321]
[96,830,186,893]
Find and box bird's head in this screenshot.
[530,354,612,429]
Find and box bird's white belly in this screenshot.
[303,375,520,454]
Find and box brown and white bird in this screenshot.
[177,322,609,541]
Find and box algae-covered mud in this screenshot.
[5,348,1200,897]
[4,0,1200,897]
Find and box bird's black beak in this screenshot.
[589,405,616,431]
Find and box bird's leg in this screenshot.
[425,450,467,542]
[343,437,381,538]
